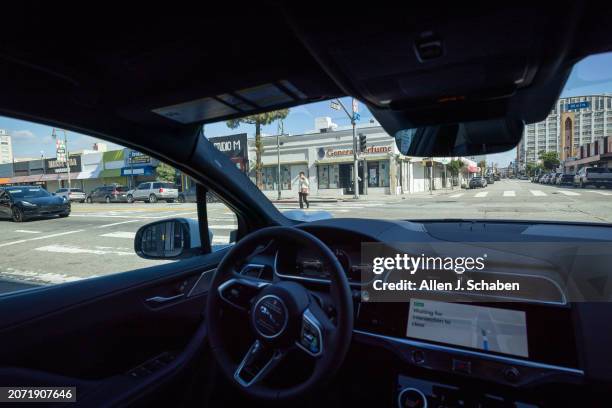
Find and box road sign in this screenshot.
[330,101,341,111]
[353,112,361,121]
[567,101,590,110]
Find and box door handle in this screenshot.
[145,293,185,305]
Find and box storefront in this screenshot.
[249,123,448,198]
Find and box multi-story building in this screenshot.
[518,95,612,166]
[0,129,13,164]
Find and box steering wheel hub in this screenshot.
[252,295,289,339]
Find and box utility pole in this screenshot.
[52,128,70,190]
[331,98,360,199]
[277,120,283,200]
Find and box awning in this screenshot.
[98,169,122,178]
[40,172,80,181]
[76,168,101,180]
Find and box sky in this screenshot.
[3,52,612,167]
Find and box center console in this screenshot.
[354,298,583,407]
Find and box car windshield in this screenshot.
[6,188,50,199]
[196,52,612,224]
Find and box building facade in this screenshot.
[518,95,612,167]
[0,130,13,164]
[250,124,455,199]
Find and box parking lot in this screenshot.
[1,179,611,294]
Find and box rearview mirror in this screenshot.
[394,118,523,157]
[134,218,202,259]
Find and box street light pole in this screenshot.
[277,120,283,200]
[332,98,359,199]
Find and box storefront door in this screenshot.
[340,162,364,195]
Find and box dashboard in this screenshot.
[243,218,612,406]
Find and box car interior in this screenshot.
[1,3,612,407]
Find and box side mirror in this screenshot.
[134,218,201,260]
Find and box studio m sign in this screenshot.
[209,133,248,160]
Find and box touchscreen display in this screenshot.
[407,298,528,358]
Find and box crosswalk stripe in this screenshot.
[474,192,488,198]
[100,231,136,239]
[558,190,580,196]
[530,190,546,196]
[590,191,612,196]
[503,191,515,197]
[449,193,463,198]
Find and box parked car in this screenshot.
[558,174,574,186]
[127,182,178,203]
[469,176,487,188]
[574,167,612,188]
[485,175,495,184]
[177,185,197,203]
[494,174,501,181]
[87,185,129,203]
[550,173,562,185]
[0,185,70,222]
[55,187,86,203]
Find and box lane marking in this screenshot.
[0,230,84,248]
[100,231,136,239]
[589,191,612,196]
[95,220,140,229]
[208,225,238,230]
[503,191,516,197]
[34,244,133,256]
[449,194,464,198]
[474,192,488,198]
[530,190,546,196]
[0,268,83,284]
[558,190,580,196]
[14,230,41,234]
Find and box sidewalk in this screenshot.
[270,187,464,203]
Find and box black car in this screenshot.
[0,186,70,222]
[469,177,487,188]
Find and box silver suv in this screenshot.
[55,188,86,203]
[127,182,178,203]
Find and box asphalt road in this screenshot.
[1,179,610,294]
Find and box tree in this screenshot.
[477,160,487,175]
[156,162,176,183]
[447,159,465,176]
[539,151,560,170]
[525,162,543,177]
[226,110,290,188]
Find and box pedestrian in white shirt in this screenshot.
[298,171,309,209]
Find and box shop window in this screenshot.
[262,165,291,191]
[318,164,330,189]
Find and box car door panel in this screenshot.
[0,248,226,404]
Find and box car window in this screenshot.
[0,127,240,297]
[6,188,51,199]
[152,182,162,189]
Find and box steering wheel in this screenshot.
[206,226,354,401]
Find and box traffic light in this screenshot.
[359,133,367,152]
